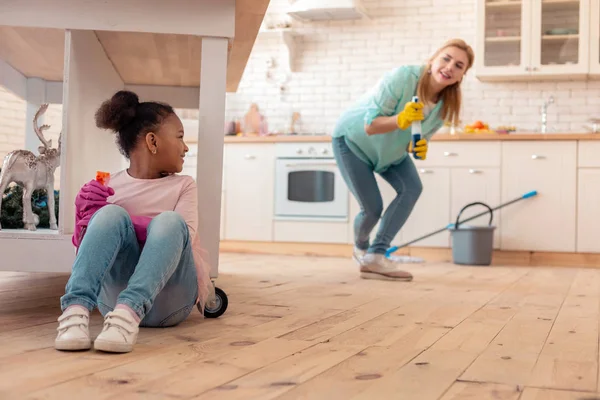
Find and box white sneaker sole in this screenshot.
[94,339,134,353]
[360,272,413,281]
[55,338,91,351]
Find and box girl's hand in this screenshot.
[396,101,424,130]
[408,138,429,160]
[75,180,114,216]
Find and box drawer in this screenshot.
[424,141,501,167]
[578,141,600,167]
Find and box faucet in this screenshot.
[541,95,554,133]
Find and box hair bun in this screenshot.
[95,90,140,132]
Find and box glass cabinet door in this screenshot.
[531,0,589,75]
[476,0,531,78]
[591,0,600,74]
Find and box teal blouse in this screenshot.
[332,65,445,173]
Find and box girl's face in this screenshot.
[430,46,470,88]
[147,113,189,174]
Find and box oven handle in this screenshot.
[284,162,337,168]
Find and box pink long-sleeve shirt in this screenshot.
[105,169,211,310]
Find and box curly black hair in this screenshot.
[95,90,175,158]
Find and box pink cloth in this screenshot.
[72,170,212,311]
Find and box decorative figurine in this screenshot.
[0,104,61,231]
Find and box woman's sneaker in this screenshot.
[360,253,413,281]
[352,246,366,265]
[55,307,91,351]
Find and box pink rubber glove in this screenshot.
[72,180,115,247]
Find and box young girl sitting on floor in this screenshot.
[55,90,211,353]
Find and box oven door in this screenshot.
[274,158,348,220]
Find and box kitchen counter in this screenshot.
[223,133,600,143]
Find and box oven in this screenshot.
[274,142,348,220]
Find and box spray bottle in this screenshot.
[411,95,422,160]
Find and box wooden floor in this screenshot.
[2,253,600,400]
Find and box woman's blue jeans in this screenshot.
[332,136,423,255]
[60,205,198,327]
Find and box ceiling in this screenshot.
[0,0,269,92]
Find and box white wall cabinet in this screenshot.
[591,0,600,76]
[476,0,594,81]
[500,141,577,252]
[223,143,275,241]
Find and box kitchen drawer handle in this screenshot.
[419,169,433,174]
[468,169,482,174]
[285,162,336,168]
[531,154,546,160]
[244,154,256,159]
[444,151,458,157]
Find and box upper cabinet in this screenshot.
[591,0,600,75]
[475,0,596,81]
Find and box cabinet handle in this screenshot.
[531,154,545,160]
[468,169,482,174]
[244,154,256,160]
[444,151,458,157]
[419,169,433,174]
[525,66,530,71]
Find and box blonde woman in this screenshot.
[332,38,474,281]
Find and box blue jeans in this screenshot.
[333,136,423,254]
[60,205,198,327]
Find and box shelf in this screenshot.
[486,36,521,42]
[0,228,64,240]
[542,34,579,40]
[486,1,522,10]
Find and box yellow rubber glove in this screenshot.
[408,138,428,160]
[396,100,424,130]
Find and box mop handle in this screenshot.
[385,190,537,256]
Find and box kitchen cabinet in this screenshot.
[591,0,600,76]
[500,141,577,252]
[576,141,600,252]
[223,143,275,241]
[475,0,592,81]
[450,167,501,249]
[577,169,600,252]
[402,167,451,248]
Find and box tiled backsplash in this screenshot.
[1,0,599,161]
[224,0,600,135]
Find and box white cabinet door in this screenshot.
[224,144,275,241]
[401,167,451,248]
[450,168,501,249]
[529,0,590,78]
[500,141,577,252]
[591,0,600,76]
[577,169,600,253]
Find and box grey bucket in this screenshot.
[449,202,496,266]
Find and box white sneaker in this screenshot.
[55,307,91,351]
[94,309,140,353]
[360,253,413,281]
[353,246,366,265]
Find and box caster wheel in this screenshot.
[202,287,228,318]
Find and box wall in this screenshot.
[224,0,600,135]
[0,86,26,160]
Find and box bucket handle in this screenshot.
[455,202,493,229]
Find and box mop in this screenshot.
[385,190,538,260]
